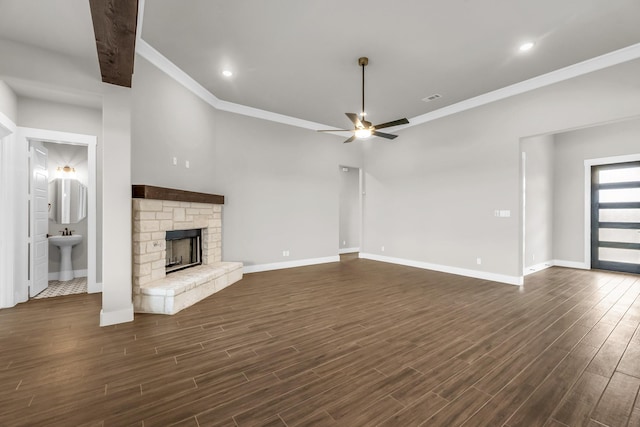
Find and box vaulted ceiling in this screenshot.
[1,0,640,129]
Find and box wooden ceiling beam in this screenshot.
[89,0,138,88]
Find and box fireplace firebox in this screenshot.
[165,229,202,274]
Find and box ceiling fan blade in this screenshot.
[345,113,365,129]
[343,135,357,144]
[317,129,353,132]
[373,118,409,130]
[372,130,398,140]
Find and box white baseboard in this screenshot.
[524,261,554,276]
[243,256,340,274]
[100,303,134,327]
[552,259,590,270]
[359,253,523,286]
[48,269,88,281]
[339,247,360,254]
[88,281,102,294]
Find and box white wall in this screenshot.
[339,166,360,251]
[553,117,640,264]
[131,56,363,269]
[17,97,103,282]
[362,58,640,283]
[522,135,554,271]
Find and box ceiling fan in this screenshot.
[318,57,409,143]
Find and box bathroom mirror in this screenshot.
[48,178,87,224]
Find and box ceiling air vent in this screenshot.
[422,94,442,102]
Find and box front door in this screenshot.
[591,161,640,274]
[30,145,49,297]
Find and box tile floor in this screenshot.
[33,277,87,299]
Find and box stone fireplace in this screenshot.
[132,185,242,314]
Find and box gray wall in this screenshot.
[131,57,363,267]
[17,97,103,281]
[43,142,88,275]
[553,117,640,263]
[522,135,554,269]
[339,166,360,251]
[0,81,17,123]
[363,58,640,279]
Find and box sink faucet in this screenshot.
[59,228,76,236]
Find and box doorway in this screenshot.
[18,127,98,305]
[590,161,640,274]
[338,166,362,255]
[29,140,90,298]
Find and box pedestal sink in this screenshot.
[49,235,83,281]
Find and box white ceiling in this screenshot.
[1,1,640,129]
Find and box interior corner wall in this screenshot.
[362,58,640,281]
[131,56,363,269]
[522,134,554,270]
[17,97,103,283]
[339,166,360,251]
[0,80,17,123]
[553,116,640,264]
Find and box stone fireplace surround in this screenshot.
[132,185,242,314]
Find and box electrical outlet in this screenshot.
[342,240,346,246]
[172,157,177,165]
[477,257,482,265]
[185,160,190,168]
[381,246,385,252]
[282,250,290,257]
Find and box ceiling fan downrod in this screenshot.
[359,57,368,120]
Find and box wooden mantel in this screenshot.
[132,185,224,204]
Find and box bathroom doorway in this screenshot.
[30,140,90,298]
[20,127,98,302]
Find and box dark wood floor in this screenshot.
[1,255,639,427]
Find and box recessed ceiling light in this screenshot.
[222,70,233,77]
[519,42,535,52]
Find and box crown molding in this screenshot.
[406,42,640,128]
[136,38,336,132]
[134,2,640,134]
[136,39,222,108]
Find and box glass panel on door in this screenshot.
[598,188,640,203]
[598,247,640,264]
[599,166,640,184]
[599,228,640,244]
[599,209,640,223]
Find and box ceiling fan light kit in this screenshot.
[318,57,409,143]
